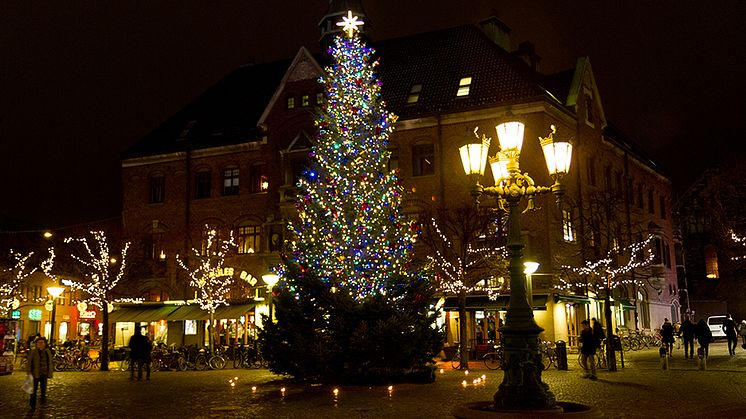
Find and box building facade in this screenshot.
[118,9,679,349]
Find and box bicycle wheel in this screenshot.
[540,350,553,371]
[209,355,226,370]
[195,355,208,371]
[482,352,502,370]
[177,356,187,371]
[77,357,92,372]
[233,353,243,369]
[120,358,130,372]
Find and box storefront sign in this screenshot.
[11,310,20,319]
[28,309,42,321]
[208,267,234,278]
[79,310,97,319]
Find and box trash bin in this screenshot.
[555,340,568,370]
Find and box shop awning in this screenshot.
[443,295,547,311]
[166,304,256,321]
[108,305,179,323]
[555,294,591,305]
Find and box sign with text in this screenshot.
[79,310,97,319]
[28,309,43,321]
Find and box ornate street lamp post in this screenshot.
[459,121,572,410]
[47,286,65,344]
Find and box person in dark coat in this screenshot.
[26,336,53,409]
[695,319,712,359]
[128,327,151,380]
[591,317,605,342]
[679,316,696,359]
[722,314,738,355]
[579,320,599,380]
[661,318,675,356]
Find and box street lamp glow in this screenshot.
[523,261,540,274]
[495,121,525,154]
[262,274,279,287]
[489,153,509,185]
[459,143,489,176]
[539,125,573,177]
[43,231,53,239]
[47,286,65,298]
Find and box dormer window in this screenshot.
[301,94,310,107]
[286,97,295,109]
[456,77,472,97]
[407,84,422,104]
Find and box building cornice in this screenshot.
[121,139,267,168]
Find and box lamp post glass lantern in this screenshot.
[459,121,572,411]
[47,286,65,344]
[262,274,279,322]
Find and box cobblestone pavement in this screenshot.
[1,341,745,418]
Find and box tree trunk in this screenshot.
[604,289,617,372]
[101,301,110,371]
[209,310,215,354]
[458,290,469,369]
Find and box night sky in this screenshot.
[2,1,745,229]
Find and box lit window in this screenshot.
[407,84,422,104]
[286,97,295,109]
[705,246,719,279]
[249,163,268,193]
[223,168,239,196]
[412,143,434,176]
[456,77,472,97]
[562,209,575,242]
[238,225,261,254]
[149,175,165,204]
[301,94,310,107]
[194,171,211,199]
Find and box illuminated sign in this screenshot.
[28,309,43,321]
[79,310,97,319]
[11,310,21,319]
[208,267,234,278]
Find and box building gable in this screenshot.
[566,57,607,129]
[258,47,325,126]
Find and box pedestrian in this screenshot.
[679,315,695,359]
[722,314,738,355]
[739,320,746,348]
[661,318,675,356]
[579,320,599,380]
[695,319,712,359]
[128,327,150,381]
[591,317,605,342]
[26,336,53,409]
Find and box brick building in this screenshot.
[119,6,678,347]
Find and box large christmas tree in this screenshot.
[284,13,415,299]
[261,13,441,384]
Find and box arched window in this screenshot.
[237,223,262,254]
[637,288,650,329]
[704,245,719,279]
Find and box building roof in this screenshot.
[122,24,576,160]
[123,59,290,159]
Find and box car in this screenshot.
[707,315,727,339]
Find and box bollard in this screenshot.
[697,347,706,370]
[555,340,568,371]
[659,347,668,370]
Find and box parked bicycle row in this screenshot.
[118,343,268,372]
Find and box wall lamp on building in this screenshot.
[458,121,572,410]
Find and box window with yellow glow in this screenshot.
[705,245,719,279]
[456,77,472,97]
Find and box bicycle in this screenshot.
[481,341,504,370]
[540,340,556,371]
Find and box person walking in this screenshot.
[579,320,600,380]
[695,318,712,359]
[722,314,738,355]
[26,336,53,409]
[661,318,675,356]
[128,327,150,381]
[680,315,695,359]
[739,320,746,348]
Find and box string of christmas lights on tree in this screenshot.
[729,230,746,260]
[282,18,416,300]
[176,227,236,313]
[557,235,656,292]
[1,249,54,314]
[62,230,130,309]
[426,215,507,296]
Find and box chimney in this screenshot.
[478,12,512,51]
[514,41,542,71]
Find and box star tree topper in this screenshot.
[336,10,364,38]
